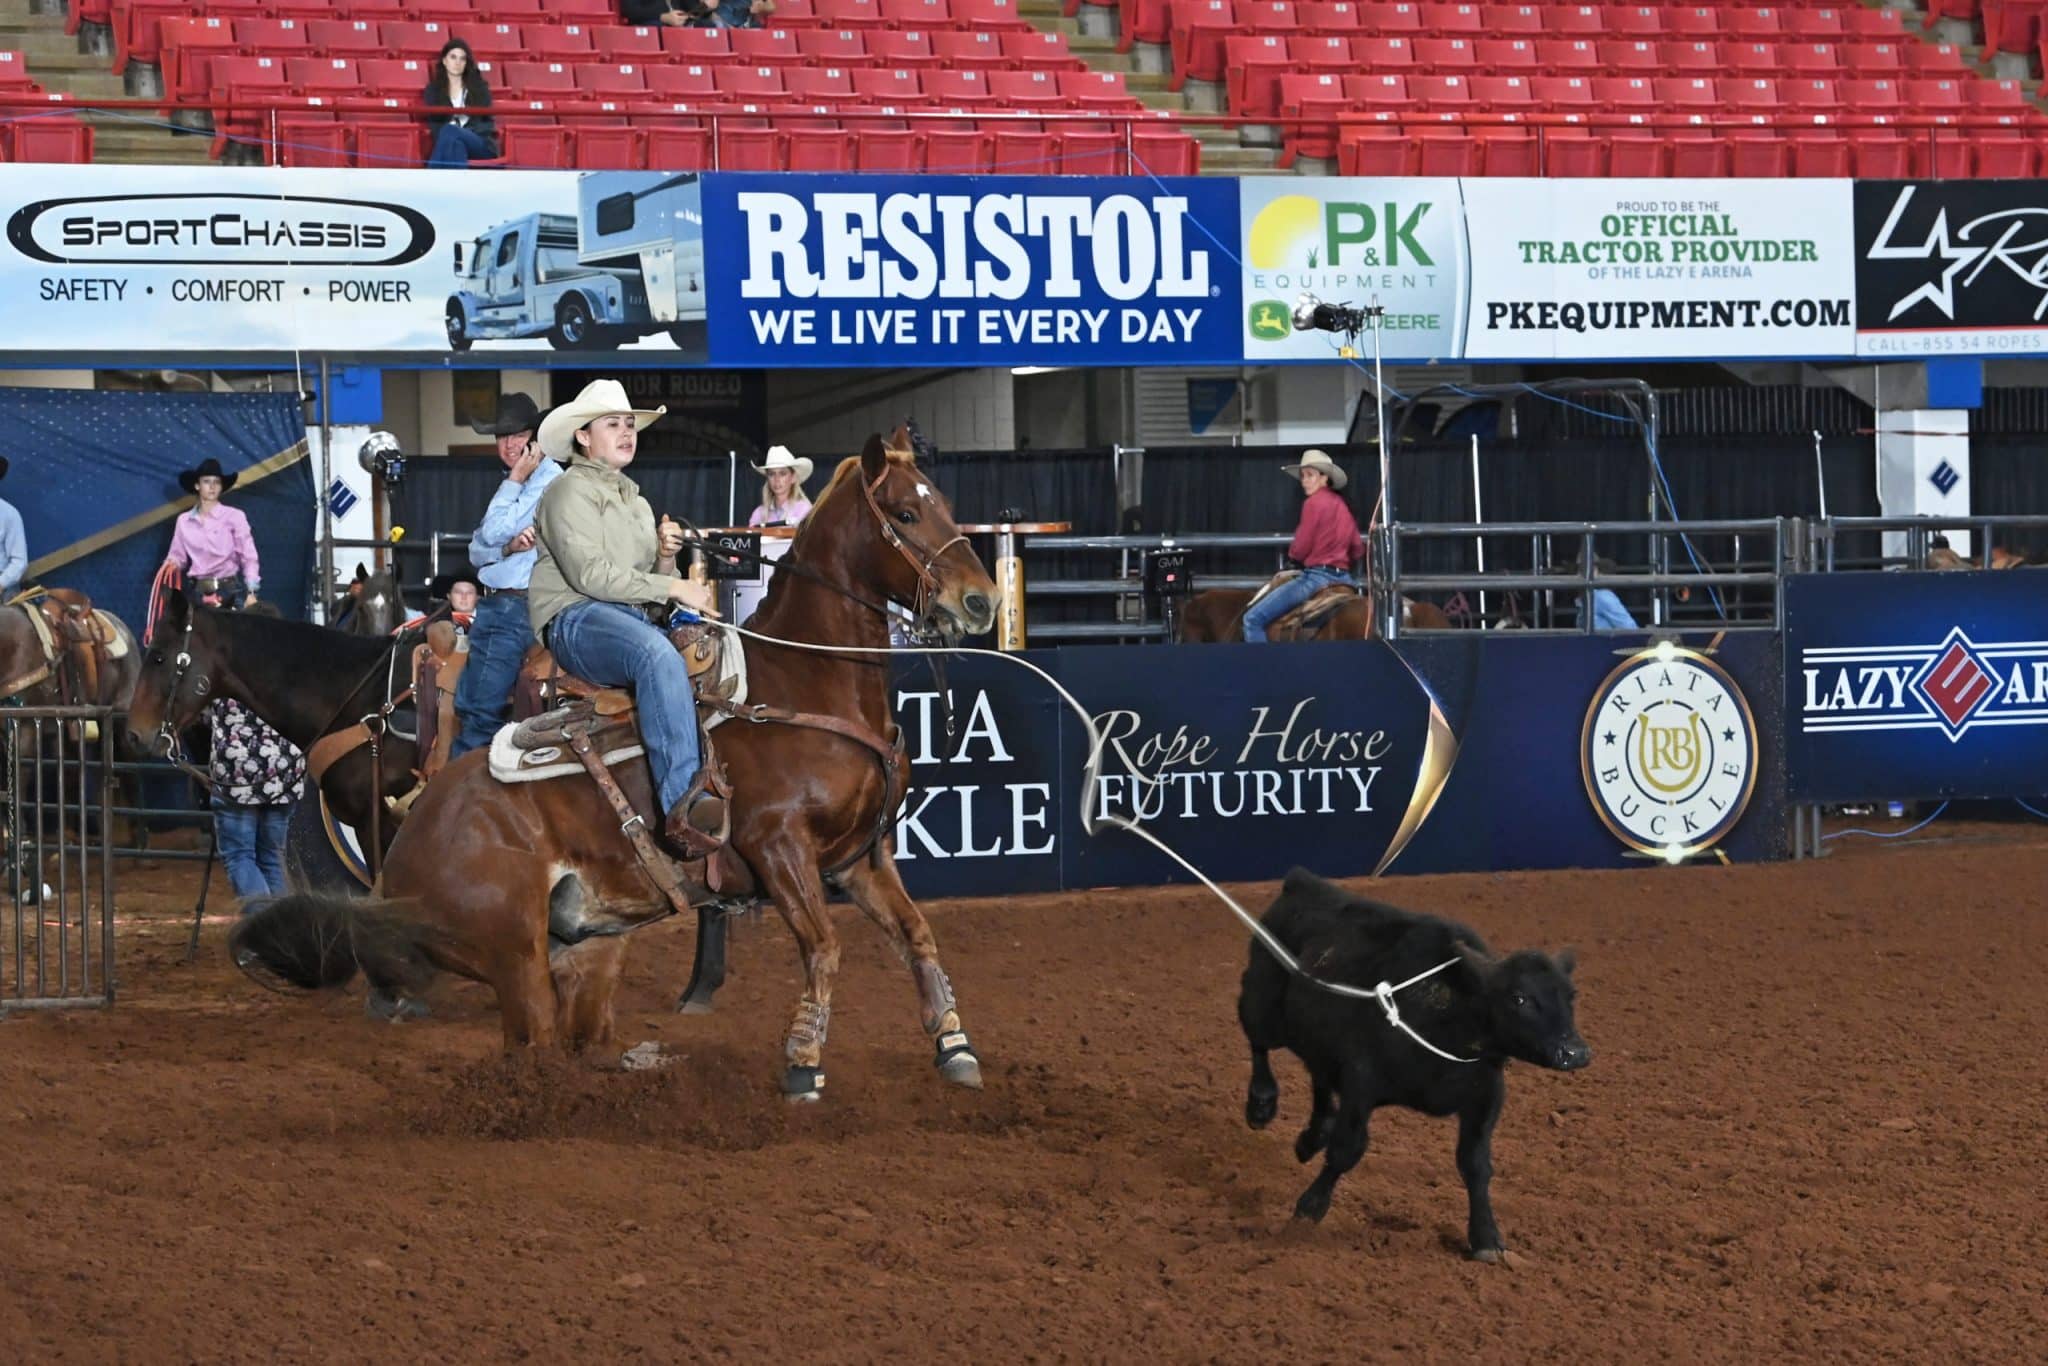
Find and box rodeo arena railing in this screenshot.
[2,92,2040,177]
[2,706,117,1012]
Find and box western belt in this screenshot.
[488,586,527,596]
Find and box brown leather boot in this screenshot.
[663,766,731,857]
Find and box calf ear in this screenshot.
[1555,947,1578,977]
[1455,940,1494,979]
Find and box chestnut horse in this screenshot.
[219,434,999,1101]
[1178,584,1451,643]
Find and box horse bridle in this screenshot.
[149,613,213,784]
[859,461,971,630]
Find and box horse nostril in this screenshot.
[963,592,992,622]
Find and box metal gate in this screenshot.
[3,706,116,1011]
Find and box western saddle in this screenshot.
[6,589,125,708]
[1248,571,1361,640]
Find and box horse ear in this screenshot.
[887,422,911,454]
[353,562,368,582]
[860,433,888,482]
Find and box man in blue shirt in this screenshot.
[450,393,559,758]
[0,456,24,600]
[1574,553,1639,632]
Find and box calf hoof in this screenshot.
[782,1065,824,1103]
[934,1031,983,1090]
[1245,1085,1278,1130]
[1293,1127,1328,1164]
[1292,1187,1331,1223]
[365,989,429,1022]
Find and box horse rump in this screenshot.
[228,893,438,996]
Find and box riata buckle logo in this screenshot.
[1581,645,1757,861]
[1801,626,2043,742]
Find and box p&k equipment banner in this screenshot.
[1461,179,1856,360]
[1784,570,2048,803]
[1854,180,2048,357]
[700,172,1244,367]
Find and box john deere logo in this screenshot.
[1580,645,1757,862]
[1248,299,1291,340]
[1247,194,1434,271]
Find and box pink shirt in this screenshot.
[167,503,260,589]
[749,497,812,529]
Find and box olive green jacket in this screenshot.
[528,454,673,635]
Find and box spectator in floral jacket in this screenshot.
[205,605,307,903]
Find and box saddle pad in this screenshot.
[93,611,128,659]
[21,601,55,660]
[488,725,646,785]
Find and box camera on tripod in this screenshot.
[1292,293,1387,338]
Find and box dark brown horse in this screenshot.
[217,433,998,1100]
[1178,584,1452,643]
[330,563,406,637]
[125,596,423,862]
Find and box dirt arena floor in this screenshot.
[3,823,2045,1363]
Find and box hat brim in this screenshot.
[538,403,665,461]
[752,457,815,483]
[1281,461,1347,491]
[178,468,239,494]
[469,417,539,436]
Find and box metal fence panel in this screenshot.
[3,707,116,1011]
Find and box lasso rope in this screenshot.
[712,615,1478,1058]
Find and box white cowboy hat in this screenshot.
[537,379,665,461]
[1281,448,1348,490]
[751,445,814,484]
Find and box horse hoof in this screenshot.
[619,1041,672,1071]
[782,1065,824,1103]
[674,995,715,1016]
[934,1031,982,1090]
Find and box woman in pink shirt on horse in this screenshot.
[163,458,260,610]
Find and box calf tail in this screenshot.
[227,892,438,997]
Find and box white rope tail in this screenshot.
[712,616,1478,1063]
[1372,959,1477,1064]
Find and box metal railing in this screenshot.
[3,706,116,1011]
[1020,532,1293,642]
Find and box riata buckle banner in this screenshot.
[1854,179,2048,357]
[1785,571,2048,803]
[701,172,1244,368]
[1463,179,1855,360]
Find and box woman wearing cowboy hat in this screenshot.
[748,446,813,529]
[529,379,729,856]
[0,457,23,601]
[1243,449,1365,642]
[163,457,260,609]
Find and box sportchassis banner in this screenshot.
[0,164,1954,365]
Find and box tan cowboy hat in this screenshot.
[751,445,813,484]
[537,378,665,461]
[1282,448,1347,490]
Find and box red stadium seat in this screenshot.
[714,66,788,101]
[1550,6,1605,36]
[1667,7,1722,36]
[921,127,987,172]
[989,127,1057,173]
[353,120,422,168]
[1414,36,1478,69]
[1482,5,1546,36]
[1416,131,1480,176]
[1845,42,1906,73]
[9,115,93,164]
[817,0,890,26]
[1974,136,2035,178]
[787,67,858,102]
[953,0,1033,26]
[663,27,732,61]
[1727,7,1787,38]
[275,110,349,169]
[1790,134,1852,178]
[1475,38,1540,73]
[926,70,993,105]
[989,69,1067,109]
[1605,5,1665,36]
[1005,30,1083,69]
[1478,129,1539,176]
[502,62,578,98]
[304,19,384,58]
[1420,3,1484,34]
[528,25,597,60]
[1724,42,1783,76]
[853,68,924,103]
[1537,40,1602,75]
[1130,129,1200,175]
[645,65,719,100]
[854,128,922,171]
[359,58,430,96]
[882,0,954,25]
[786,127,856,171]
[868,31,939,68]
[732,28,804,64]
[1852,135,1911,179]
[288,57,359,96]
[572,126,643,170]
[933,32,1011,70]
[1170,0,1238,88]
[1338,127,1411,177]
[1600,40,1663,76]
[647,125,713,171]
[576,64,650,97]
[1783,77,1842,116]
[380,22,452,58]
[1057,129,1123,175]
[157,18,239,106]
[798,29,870,64]
[596,27,664,60]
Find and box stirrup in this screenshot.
[664,769,730,857]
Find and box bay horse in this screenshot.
[1,589,143,713]
[221,433,999,1101]
[1178,583,1452,643]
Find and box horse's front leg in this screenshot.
[754,849,840,1102]
[835,855,981,1090]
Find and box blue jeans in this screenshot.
[451,592,535,758]
[427,123,495,167]
[546,600,701,812]
[1243,566,1351,641]
[213,799,291,902]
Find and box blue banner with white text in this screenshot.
[1785,570,2048,803]
[701,172,1244,368]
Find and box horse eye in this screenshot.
[1512,993,1530,1009]
[896,508,918,525]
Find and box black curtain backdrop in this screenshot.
[1971,438,2048,561]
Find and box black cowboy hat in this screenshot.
[428,567,482,601]
[177,457,238,494]
[469,391,544,437]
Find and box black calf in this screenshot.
[1237,868,1590,1260]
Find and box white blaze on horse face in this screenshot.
[915,482,932,501]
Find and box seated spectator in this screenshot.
[623,0,717,25]
[423,38,498,168]
[1572,553,1639,632]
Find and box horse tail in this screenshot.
[227,892,438,995]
